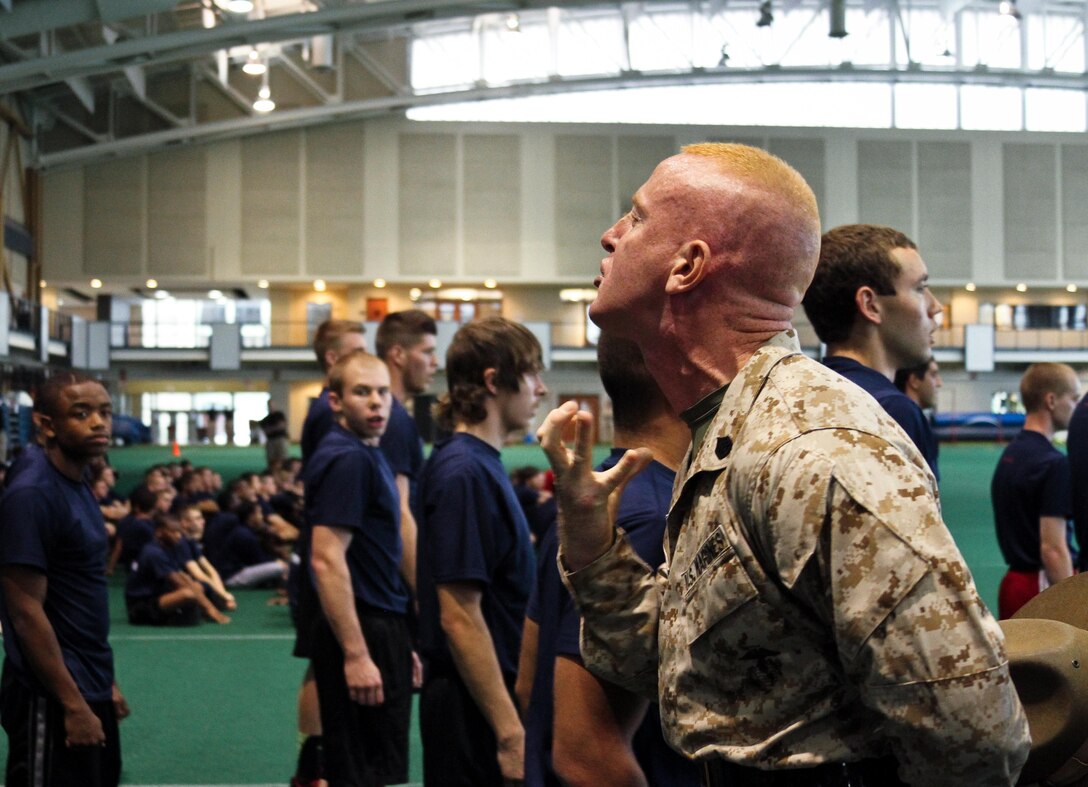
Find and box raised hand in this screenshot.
[536,401,652,571]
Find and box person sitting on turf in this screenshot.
[174,469,218,514]
[220,500,290,588]
[125,513,230,626]
[108,483,157,575]
[92,462,129,524]
[177,504,237,611]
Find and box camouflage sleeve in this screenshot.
[760,435,1029,786]
[559,529,663,700]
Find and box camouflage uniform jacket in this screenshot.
[562,330,1030,786]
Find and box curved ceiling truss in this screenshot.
[0,0,1085,169]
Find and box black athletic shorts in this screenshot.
[0,664,121,787]
[312,607,412,787]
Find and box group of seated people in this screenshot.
[95,457,301,627]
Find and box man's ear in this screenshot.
[323,349,338,372]
[664,240,711,295]
[1044,390,1058,413]
[387,345,406,369]
[483,368,499,396]
[37,413,55,441]
[855,286,882,325]
[328,390,342,414]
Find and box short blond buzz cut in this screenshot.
[327,350,388,397]
[681,142,820,226]
[1021,362,1079,413]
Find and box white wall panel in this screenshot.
[241,132,301,276]
[399,133,457,277]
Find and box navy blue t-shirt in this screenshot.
[379,397,425,521]
[993,429,1075,571]
[823,356,940,481]
[125,540,184,600]
[524,450,700,787]
[116,514,155,569]
[418,433,535,680]
[0,455,114,703]
[300,388,335,468]
[219,524,277,579]
[202,511,238,572]
[175,537,202,564]
[303,424,408,614]
[1067,391,1088,569]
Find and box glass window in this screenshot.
[1025,88,1086,132]
[894,83,958,129]
[961,85,1022,130]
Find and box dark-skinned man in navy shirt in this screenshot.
[802,224,944,481]
[0,372,130,787]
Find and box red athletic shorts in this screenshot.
[998,569,1047,619]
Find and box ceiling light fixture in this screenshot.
[146,278,158,289]
[314,279,327,292]
[505,13,521,32]
[154,290,170,300]
[242,49,267,76]
[428,279,442,289]
[253,71,275,112]
[374,279,387,289]
[257,279,269,289]
[409,287,422,300]
[1068,284,1078,293]
[90,278,103,289]
[484,279,498,289]
[39,280,46,288]
[998,0,1022,20]
[1016,283,1028,292]
[829,0,848,37]
[757,1,774,28]
[965,282,977,292]
[253,85,275,113]
[209,289,223,299]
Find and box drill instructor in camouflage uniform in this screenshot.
[537,143,1030,786]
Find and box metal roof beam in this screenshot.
[0,0,626,96]
[0,0,181,41]
[37,61,1088,170]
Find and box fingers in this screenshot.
[536,402,580,471]
[349,681,384,706]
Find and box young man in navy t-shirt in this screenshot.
[993,362,1081,618]
[125,513,230,626]
[0,373,130,786]
[304,350,414,786]
[417,317,547,787]
[292,318,368,787]
[376,309,438,598]
[516,335,701,787]
[802,224,944,480]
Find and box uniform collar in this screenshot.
[678,329,803,484]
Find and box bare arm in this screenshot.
[0,566,104,746]
[438,581,524,781]
[395,473,417,598]
[1040,516,1074,585]
[106,536,123,576]
[552,655,648,787]
[514,618,538,716]
[310,525,383,706]
[196,556,235,607]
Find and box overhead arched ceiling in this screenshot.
[1,0,1085,169]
